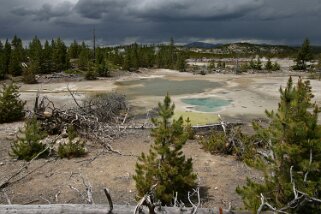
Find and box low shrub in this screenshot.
[58,140,87,159]
[96,62,111,77]
[64,69,81,75]
[307,71,321,80]
[249,58,262,70]
[22,69,37,84]
[84,70,97,80]
[200,128,259,160]
[238,63,249,73]
[200,131,230,154]
[200,70,206,75]
[66,125,78,141]
[58,125,87,158]
[265,59,280,71]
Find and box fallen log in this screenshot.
[0,204,242,214]
[192,123,242,132]
[119,122,243,131]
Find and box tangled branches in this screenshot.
[82,93,127,123]
[258,151,321,213]
[32,90,128,154]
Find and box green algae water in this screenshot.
[182,97,231,112]
[115,78,222,96]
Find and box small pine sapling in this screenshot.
[0,82,26,123]
[133,95,197,205]
[236,77,321,213]
[10,117,48,161]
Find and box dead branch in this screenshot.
[66,85,83,111]
[75,150,106,166]
[55,191,61,203]
[68,173,95,204]
[218,114,227,135]
[103,188,113,213]
[40,196,51,204]
[1,189,12,205]
[0,146,51,189]
[134,184,158,214]
[258,164,321,213]
[187,187,201,214]
[304,148,312,183]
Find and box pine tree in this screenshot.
[130,43,139,71]
[176,53,187,72]
[52,38,69,72]
[249,57,262,70]
[208,59,216,70]
[68,40,80,59]
[0,82,26,123]
[133,95,197,205]
[272,62,281,71]
[314,54,321,73]
[217,60,222,68]
[96,60,110,77]
[123,52,131,71]
[294,38,313,70]
[42,40,52,74]
[169,37,175,68]
[95,47,104,65]
[4,40,11,76]
[265,58,273,71]
[9,35,24,76]
[29,36,43,65]
[0,41,5,79]
[10,117,48,161]
[78,48,90,71]
[236,77,321,212]
[256,57,262,70]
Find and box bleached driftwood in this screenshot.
[0,204,238,214]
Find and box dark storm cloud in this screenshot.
[74,0,127,19]
[74,0,264,21]
[250,0,321,20]
[11,1,73,21]
[1,0,321,45]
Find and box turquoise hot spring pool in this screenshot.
[181,97,232,112]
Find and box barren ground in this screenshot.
[0,122,259,210]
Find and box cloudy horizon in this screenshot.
[1,0,321,46]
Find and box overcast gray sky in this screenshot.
[1,0,321,45]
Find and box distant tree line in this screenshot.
[0,36,70,81]
[103,38,187,72]
[1,36,320,81]
[0,36,189,81]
